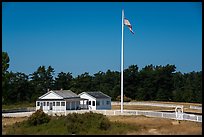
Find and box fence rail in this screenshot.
[62,109,202,123]
[2,107,36,113]
[190,105,202,110]
[2,109,202,123]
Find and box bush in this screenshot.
[66,113,83,134]
[99,117,111,130]
[27,109,51,126]
[65,112,111,134]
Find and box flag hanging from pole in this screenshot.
[124,18,134,34]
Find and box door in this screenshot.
[49,102,53,110]
[40,102,43,110]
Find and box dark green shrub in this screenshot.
[65,112,111,134]
[27,109,51,126]
[99,117,111,130]
[66,113,83,134]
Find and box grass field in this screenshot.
[112,101,202,114]
[111,105,202,114]
[129,100,202,107]
[112,105,175,111]
[2,101,202,135]
[2,102,35,110]
[107,115,202,135]
[2,115,202,135]
[2,113,140,135]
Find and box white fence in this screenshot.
[62,109,202,123]
[2,109,202,123]
[190,105,202,110]
[2,112,34,117]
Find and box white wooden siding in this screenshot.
[40,92,63,100]
[80,93,96,110]
[36,101,66,112]
[79,93,111,110]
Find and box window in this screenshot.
[89,101,91,105]
[56,102,60,106]
[61,102,65,106]
[47,102,49,106]
[53,102,55,106]
[106,101,110,105]
[43,102,46,106]
[96,101,100,106]
[37,102,40,106]
[102,100,104,105]
[92,101,95,106]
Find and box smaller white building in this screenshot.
[79,91,111,110]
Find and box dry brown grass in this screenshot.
[112,105,175,111]
[2,114,202,135]
[2,117,28,135]
[110,101,202,135]
[112,103,202,114]
[130,100,202,107]
[2,101,202,135]
[107,115,202,135]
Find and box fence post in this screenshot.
[161,112,163,118]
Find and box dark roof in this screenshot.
[85,91,111,99]
[53,90,79,99]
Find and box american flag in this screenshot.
[124,18,134,34]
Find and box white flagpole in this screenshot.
[121,9,124,113]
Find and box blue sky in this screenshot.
[2,2,202,77]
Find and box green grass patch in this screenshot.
[5,112,139,135]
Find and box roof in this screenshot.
[81,91,111,99]
[52,90,79,99]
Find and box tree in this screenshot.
[102,70,120,98]
[124,65,139,100]
[2,51,10,75]
[2,51,10,104]
[71,72,93,94]
[154,64,176,101]
[30,66,55,101]
[54,72,73,90]
[136,64,157,100]
[8,72,31,103]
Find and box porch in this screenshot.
[36,98,88,112]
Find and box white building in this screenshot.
[79,91,111,110]
[36,90,88,113]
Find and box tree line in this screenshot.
[2,51,202,104]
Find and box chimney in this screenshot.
[47,88,50,92]
[60,88,63,91]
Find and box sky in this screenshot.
[2,2,202,78]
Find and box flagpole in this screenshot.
[121,9,124,113]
